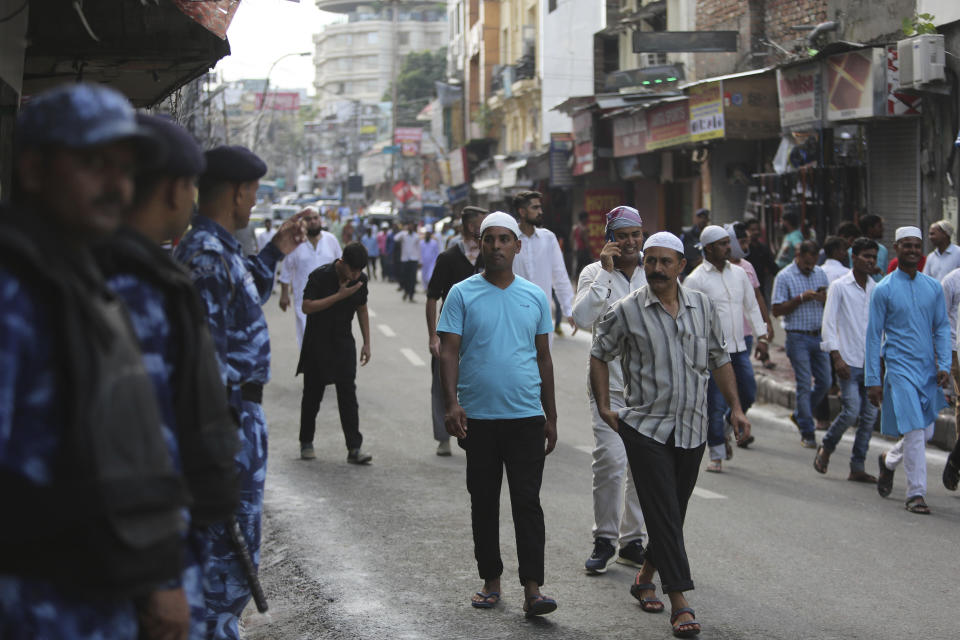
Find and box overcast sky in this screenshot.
[214,0,337,93]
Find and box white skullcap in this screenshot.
[932,219,955,239]
[725,223,746,260]
[698,224,728,248]
[643,231,684,254]
[895,226,922,241]
[479,211,521,239]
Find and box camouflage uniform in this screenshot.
[0,267,138,639]
[107,272,208,640]
[174,214,281,639]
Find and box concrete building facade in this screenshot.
[313,3,446,115]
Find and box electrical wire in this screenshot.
[0,0,28,23]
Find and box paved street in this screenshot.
[244,276,960,640]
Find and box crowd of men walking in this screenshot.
[3,83,960,640]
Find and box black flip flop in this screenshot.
[524,594,557,618]
[877,453,895,498]
[943,458,959,491]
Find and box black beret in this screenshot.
[203,145,267,182]
[135,114,205,177]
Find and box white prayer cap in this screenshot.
[479,211,521,239]
[698,224,728,248]
[895,226,922,241]
[643,231,684,254]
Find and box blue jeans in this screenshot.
[820,366,878,472]
[785,332,831,438]
[707,349,757,456]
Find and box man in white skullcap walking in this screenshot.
[590,231,750,638]
[868,226,951,514]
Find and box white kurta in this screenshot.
[279,232,342,346]
[512,227,574,318]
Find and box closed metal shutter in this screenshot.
[867,120,920,252]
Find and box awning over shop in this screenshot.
[501,158,533,190]
[472,177,501,193]
[21,0,231,106]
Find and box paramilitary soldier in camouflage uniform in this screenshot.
[174,145,305,639]
[1,85,188,637]
[95,114,241,639]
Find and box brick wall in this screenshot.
[764,0,828,50]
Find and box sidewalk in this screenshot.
[754,344,958,451]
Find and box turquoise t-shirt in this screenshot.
[437,274,553,419]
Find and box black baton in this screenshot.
[227,516,269,613]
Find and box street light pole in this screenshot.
[250,51,311,151]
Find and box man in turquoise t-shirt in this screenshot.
[437,211,559,619]
[775,211,804,269]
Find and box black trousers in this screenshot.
[461,416,546,586]
[400,260,418,297]
[299,371,362,450]
[619,423,704,593]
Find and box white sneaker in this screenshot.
[436,440,452,456]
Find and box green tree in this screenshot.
[384,48,447,125]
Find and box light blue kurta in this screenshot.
[865,269,951,436]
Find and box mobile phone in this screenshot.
[606,230,615,242]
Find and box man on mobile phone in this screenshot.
[297,242,373,464]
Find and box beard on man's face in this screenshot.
[306,225,321,237]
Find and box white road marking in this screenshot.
[747,405,950,464]
[367,309,377,318]
[378,324,396,337]
[692,487,727,500]
[400,348,426,367]
[574,443,727,499]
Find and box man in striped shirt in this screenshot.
[589,231,750,639]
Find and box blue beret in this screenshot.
[17,83,157,154]
[203,145,267,183]
[135,114,205,177]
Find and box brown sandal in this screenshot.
[813,446,829,474]
[905,496,930,514]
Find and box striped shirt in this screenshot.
[591,285,730,448]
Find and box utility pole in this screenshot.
[390,0,399,214]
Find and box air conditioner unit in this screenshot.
[898,34,945,89]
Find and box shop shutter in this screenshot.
[867,120,919,252]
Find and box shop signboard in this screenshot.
[825,48,887,122]
[612,112,648,157]
[688,82,724,142]
[646,100,690,150]
[549,133,574,187]
[447,147,468,186]
[254,92,301,111]
[394,127,423,157]
[584,188,624,257]
[572,111,594,176]
[886,45,922,116]
[777,62,822,130]
[723,73,780,139]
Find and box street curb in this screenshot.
[754,371,957,452]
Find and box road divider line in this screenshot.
[400,348,425,367]
[692,487,727,499]
[576,443,727,499]
[378,324,396,337]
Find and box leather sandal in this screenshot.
[813,446,830,474]
[905,496,931,514]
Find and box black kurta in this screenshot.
[296,263,368,383]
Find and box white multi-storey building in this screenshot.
[313,2,446,115]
